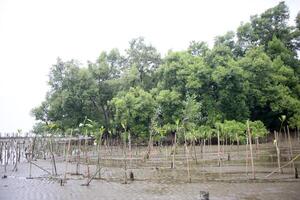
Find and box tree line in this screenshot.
[32,2,300,143]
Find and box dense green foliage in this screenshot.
[32,2,300,141]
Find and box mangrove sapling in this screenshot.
[279,115,286,145]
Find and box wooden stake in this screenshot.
[274,131,283,174]
[64,135,72,182]
[184,130,191,183]
[247,120,255,179]
[297,127,299,143]
[172,131,177,169]
[245,136,249,176]
[287,126,295,171]
[49,137,57,176]
[217,130,221,167]
[193,139,198,164]
[123,131,127,184]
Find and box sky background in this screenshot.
[0,0,299,133]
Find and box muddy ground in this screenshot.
[1,139,300,200]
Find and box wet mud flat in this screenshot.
[1,137,300,200]
[1,161,300,200]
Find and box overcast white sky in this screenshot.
[0,0,299,133]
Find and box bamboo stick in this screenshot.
[247,120,255,179]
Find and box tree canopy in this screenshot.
[32,2,300,141]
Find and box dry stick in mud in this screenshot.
[128,130,134,180]
[184,130,191,183]
[26,159,52,175]
[245,136,249,176]
[287,126,295,171]
[274,131,283,174]
[236,133,240,159]
[283,127,287,145]
[82,164,104,186]
[203,139,206,159]
[3,142,7,178]
[123,132,128,184]
[192,139,198,164]
[63,141,66,161]
[96,137,102,179]
[27,137,37,178]
[84,132,90,183]
[217,130,223,178]
[49,137,58,176]
[200,138,203,159]
[247,120,255,179]
[255,137,259,158]
[64,135,72,182]
[266,153,300,178]
[165,145,168,167]
[172,123,179,169]
[76,138,81,175]
[144,132,152,161]
[297,127,299,143]
[0,142,2,166]
[12,139,18,172]
[217,130,221,167]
